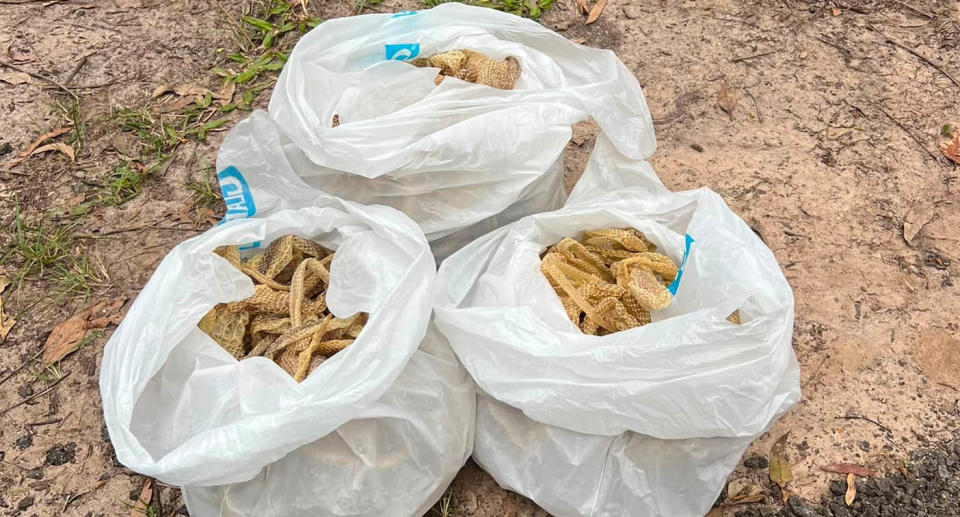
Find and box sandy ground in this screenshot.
[1,0,958,516]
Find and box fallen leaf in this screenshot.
[717,82,737,116]
[845,473,856,506]
[0,71,31,85]
[586,0,608,24]
[769,432,793,489]
[216,80,236,104]
[156,95,196,114]
[43,298,125,363]
[727,478,751,499]
[6,45,36,63]
[174,84,214,98]
[733,494,766,504]
[32,142,76,162]
[902,204,937,244]
[940,133,960,165]
[575,0,588,14]
[130,478,153,517]
[820,463,877,477]
[832,8,841,16]
[15,126,73,158]
[151,84,172,98]
[0,275,15,341]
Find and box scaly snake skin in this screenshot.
[540,229,678,336]
[198,235,367,382]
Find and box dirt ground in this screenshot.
[1,0,958,516]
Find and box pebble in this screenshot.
[25,468,43,480]
[15,435,32,450]
[0,141,12,156]
[829,479,847,496]
[17,384,34,398]
[17,496,34,511]
[744,454,769,469]
[45,442,77,466]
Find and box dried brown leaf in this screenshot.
[216,80,236,104]
[717,82,737,116]
[130,478,153,517]
[845,473,856,505]
[156,96,196,114]
[0,71,31,85]
[902,204,936,244]
[733,494,766,504]
[940,134,960,165]
[4,126,74,168]
[820,463,877,477]
[32,142,75,162]
[0,275,14,341]
[174,84,214,98]
[586,0,608,24]
[43,298,125,363]
[769,432,793,489]
[6,45,36,63]
[151,84,172,98]
[575,0,588,14]
[16,126,73,158]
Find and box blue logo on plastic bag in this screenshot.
[667,234,694,295]
[385,43,420,61]
[217,166,256,224]
[391,10,418,18]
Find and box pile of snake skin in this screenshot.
[540,228,680,336]
[198,235,366,382]
[411,49,521,90]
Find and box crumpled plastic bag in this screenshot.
[100,171,474,516]
[251,3,658,259]
[433,136,801,516]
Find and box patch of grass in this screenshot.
[214,0,322,110]
[430,488,456,516]
[1,197,102,297]
[186,166,223,209]
[419,0,555,18]
[355,0,385,14]
[70,161,153,217]
[54,96,86,151]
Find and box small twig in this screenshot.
[73,225,203,238]
[870,26,960,88]
[835,414,891,433]
[731,50,780,63]
[0,459,31,472]
[62,52,94,85]
[0,349,43,388]
[938,382,958,392]
[27,417,63,427]
[0,371,72,416]
[875,104,942,163]
[0,59,77,100]
[745,88,763,123]
[890,0,933,19]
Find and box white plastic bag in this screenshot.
[254,3,658,259]
[433,136,800,516]
[100,144,474,515]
